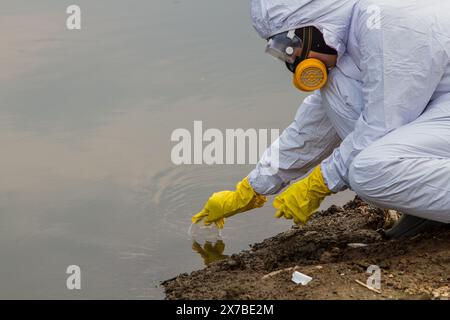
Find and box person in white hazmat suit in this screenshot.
[193,0,450,238]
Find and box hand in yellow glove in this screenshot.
[274,165,332,225]
[192,177,267,229]
[192,240,228,265]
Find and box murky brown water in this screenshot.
[0,0,353,298]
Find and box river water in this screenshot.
[0,0,353,298]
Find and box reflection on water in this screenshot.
[189,220,227,266]
[192,240,228,266]
[0,1,355,298]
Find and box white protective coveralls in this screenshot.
[248,0,450,223]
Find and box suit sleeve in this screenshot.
[248,91,341,195]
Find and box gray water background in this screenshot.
[0,0,353,299]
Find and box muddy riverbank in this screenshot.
[163,197,450,300]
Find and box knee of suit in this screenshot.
[348,155,371,200]
[348,149,399,204]
[349,149,450,223]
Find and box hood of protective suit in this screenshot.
[251,0,358,58]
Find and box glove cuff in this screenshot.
[312,166,333,197]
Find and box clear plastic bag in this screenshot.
[188,223,222,243]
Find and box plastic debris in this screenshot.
[291,271,313,285]
[347,243,368,248]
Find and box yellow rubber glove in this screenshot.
[274,165,332,225]
[192,177,267,229]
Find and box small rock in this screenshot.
[378,260,391,269]
[383,210,401,229]
[227,259,239,267]
[331,247,341,254]
[320,251,333,263]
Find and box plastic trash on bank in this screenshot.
[292,271,313,285]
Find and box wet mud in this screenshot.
[163,197,450,300]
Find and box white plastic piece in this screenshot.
[347,243,368,248]
[291,271,313,285]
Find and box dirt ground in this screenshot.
[163,197,450,300]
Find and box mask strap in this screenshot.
[299,27,313,60]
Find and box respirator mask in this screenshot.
[265,26,337,92]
